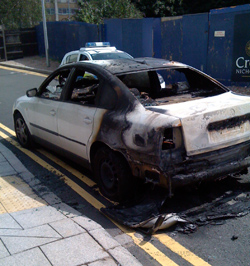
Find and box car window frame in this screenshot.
[61,64,118,110]
[37,67,74,101]
[66,52,78,64]
[78,52,90,61]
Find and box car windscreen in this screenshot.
[91,52,132,60]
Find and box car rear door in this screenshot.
[57,67,101,160]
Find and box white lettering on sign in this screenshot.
[236,69,250,74]
[236,57,250,68]
[214,31,225,37]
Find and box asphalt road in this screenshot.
[1,65,250,266]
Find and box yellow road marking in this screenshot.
[0,124,15,134]
[0,65,48,77]
[154,234,211,266]
[126,231,179,266]
[0,123,211,266]
[0,175,46,214]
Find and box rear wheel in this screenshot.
[14,113,33,148]
[93,147,132,202]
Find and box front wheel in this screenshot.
[14,112,33,148]
[93,147,132,202]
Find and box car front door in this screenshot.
[27,68,71,146]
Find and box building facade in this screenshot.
[45,0,78,21]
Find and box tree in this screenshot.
[131,0,183,17]
[0,0,42,29]
[132,0,250,17]
[74,0,143,25]
[181,0,250,15]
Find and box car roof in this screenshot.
[81,57,187,75]
[80,46,117,53]
[64,47,126,56]
[57,57,228,90]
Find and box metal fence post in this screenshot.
[0,25,8,61]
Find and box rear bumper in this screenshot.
[129,140,250,189]
[171,155,250,187]
[170,140,250,187]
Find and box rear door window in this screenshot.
[66,53,78,64]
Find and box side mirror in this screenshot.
[26,88,37,97]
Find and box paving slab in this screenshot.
[0,153,5,162]
[1,224,61,254]
[53,202,82,218]
[6,156,26,173]
[41,233,109,266]
[90,228,120,250]
[0,247,51,266]
[0,223,60,237]
[19,171,35,184]
[0,161,16,176]
[49,218,86,237]
[0,213,22,229]
[1,175,38,197]
[11,205,65,229]
[0,176,46,213]
[109,246,143,266]
[32,183,51,196]
[114,233,134,246]
[40,192,62,205]
[0,143,7,152]
[0,240,9,259]
[88,257,118,266]
[0,204,5,214]
[26,178,41,187]
[73,215,102,231]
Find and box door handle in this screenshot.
[83,117,92,124]
[50,109,56,116]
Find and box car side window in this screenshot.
[79,54,89,61]
[66,53,78,64]
[69,70,99,105]
[40,70,70,100]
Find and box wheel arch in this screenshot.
[13,109,32,133]
[90,141,131,172]
[13,109,21,118]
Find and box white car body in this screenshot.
[13,58,250,201]
[60,42,133,66]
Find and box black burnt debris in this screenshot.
[101,175,250,235]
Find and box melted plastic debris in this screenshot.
[101,195,187,234]
[102,177,250,235]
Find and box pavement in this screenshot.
[0,56,143,266]
[0,55,60,74]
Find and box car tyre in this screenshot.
[93,147,131,202]
[14,112,33,148]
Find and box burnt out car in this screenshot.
[13,58,250,201]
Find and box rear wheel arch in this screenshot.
[90,142,130,170]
